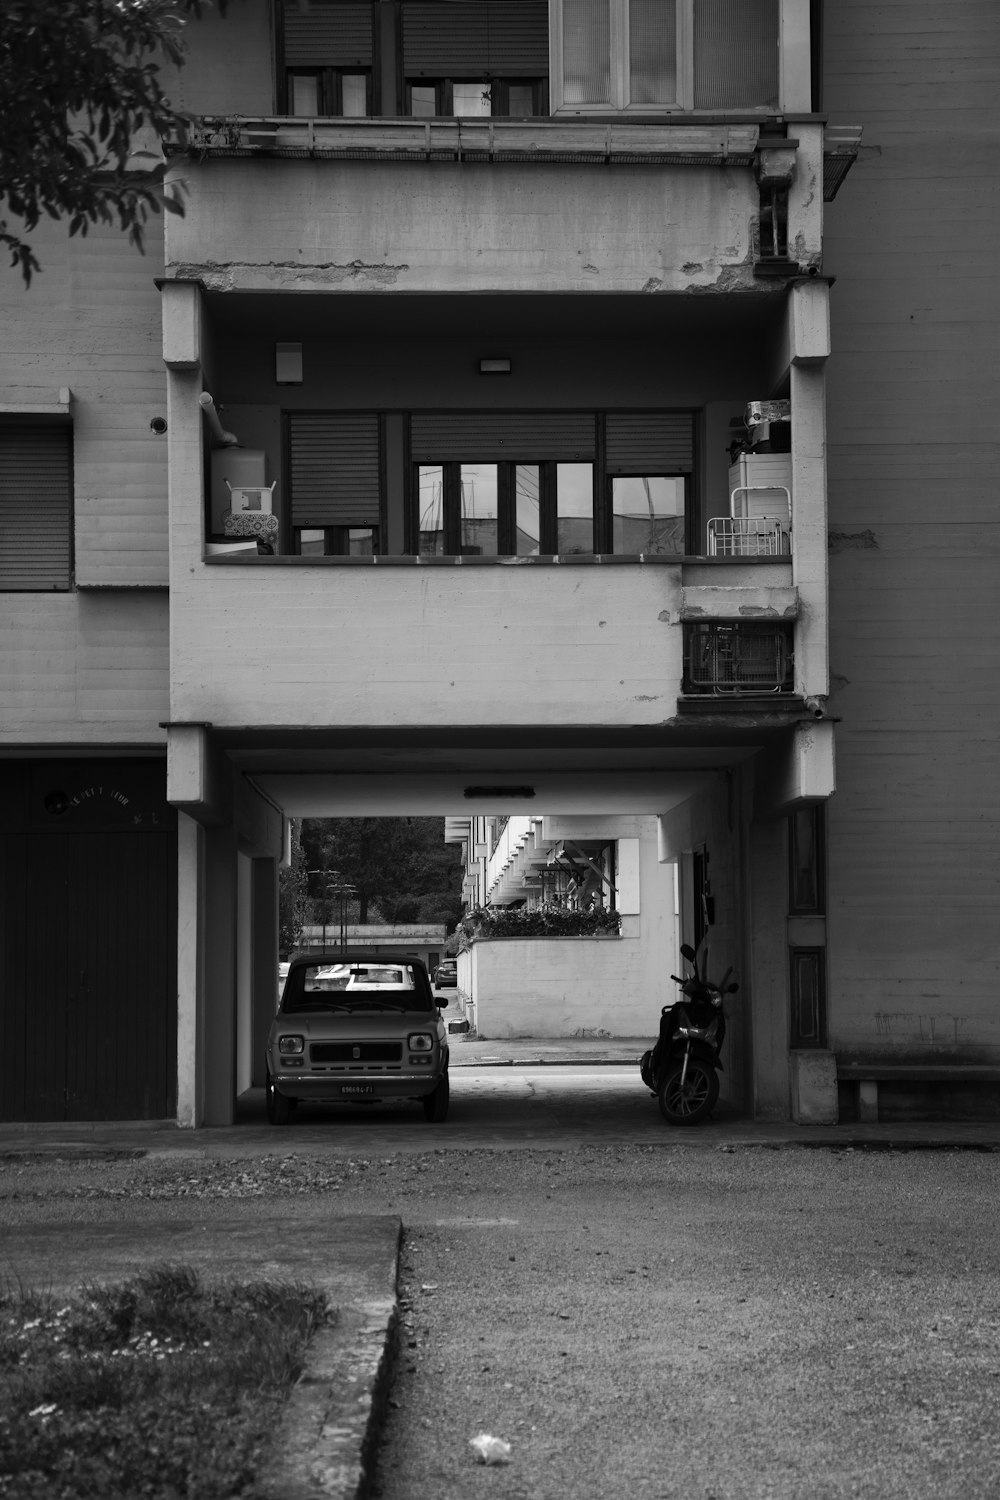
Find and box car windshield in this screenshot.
[282,962,434,1013]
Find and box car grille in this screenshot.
[309,1042,404,1064]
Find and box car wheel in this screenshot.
[421,1069,449,1123]
[266,1071,295,1126]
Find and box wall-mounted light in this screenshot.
[275,342,303,384]
[479,357,512,375]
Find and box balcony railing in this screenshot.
[174,115,760,166]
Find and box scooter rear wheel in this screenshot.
[658,1059,719,1125]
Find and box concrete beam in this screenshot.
[161,280,202,370]
[166,722,233,825]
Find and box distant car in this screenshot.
[266,953,450,1125]
[433,959,458,988]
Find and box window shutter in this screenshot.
[282,0,373,67]
[402,1,549,76]
[411,412,595,461]
[692,0,779,110]
[605,413,694,474]
[289,414,381,526]
[0,425,72,591]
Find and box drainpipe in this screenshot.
[198,391,240,447]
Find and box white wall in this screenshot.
[467,929,655,1039]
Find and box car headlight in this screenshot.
[407,1033,434,1052]
[278,1035,305,1055]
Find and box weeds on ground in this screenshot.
[0,1265,332,1499]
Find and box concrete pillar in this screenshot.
[790,359,829,699]
[251,857,280,1087]
[236,852,253,1096]
[748,815,791,1120]
[790,1050,839,1125]
[176,812,204,1128]
[203,823,237,1126]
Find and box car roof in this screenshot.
[287,951,429,973]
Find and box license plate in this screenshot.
[341,1084,374,1096]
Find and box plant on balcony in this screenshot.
[458,904,621,948]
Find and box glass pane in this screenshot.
[507,83,537,117]
[409,84,437,117]
[460,464,498,555]
[341,74,368,117]
[556,463,593,554]
[693,0,780,109]
[629,0,677,105]
[562,0,611,105]
[515,465,541,555]
[612,476,685,554]
[347,527,377,555]
[297,528,326,556]
[418,466,445,554]
[453,82,492,117]
[289,74,320,116]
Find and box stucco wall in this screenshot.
[0,592,169,744]
[463,931,656,1039]
[169,561,685,727]
[822,1,1000,1063]
[166,159,757,296]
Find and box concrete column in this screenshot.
[236,853,253,1096]
[252,857,280,1087]
[747,815,791,1120]
[203,823,238,1126]
[790,359,829,699]
[176,812,204,1128]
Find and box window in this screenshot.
[405,78,547,117]
[0,422,73,591]
[551,0,780,114]
[287,412,383,552]
[287,69,371,117]
[402,1,549,117]
[416,462,594,555]
[788,804,825,914]
[279,0,375,115]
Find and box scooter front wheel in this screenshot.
[658,1059,719,1125]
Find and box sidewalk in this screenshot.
[447,1032,647,1067]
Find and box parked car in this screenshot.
[266,954,450,1125]
[433,959,458,988]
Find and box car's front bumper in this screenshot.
[269,1070,443,1103]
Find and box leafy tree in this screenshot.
[278,820,309,958]
[1,0,230,283]
[300,817,465,932]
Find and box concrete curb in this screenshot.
[258,1277,401,1500]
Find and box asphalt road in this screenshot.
[1,1067,999,1499]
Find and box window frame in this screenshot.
[0,415,74,593]
[404,76,548,117]
[550,0,780,115]
[413,459,599,557]
[285,67,374,116]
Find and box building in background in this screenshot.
[0,2,996,1125]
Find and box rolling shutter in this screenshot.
[0,424,72,591]
[411,412,595,461]
[402,1,549,76]
[605,412,694,474]
[282,0,374,67]
[289,413,381,526]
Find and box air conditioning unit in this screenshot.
[685,623,793,696]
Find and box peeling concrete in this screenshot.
[657,610,672,623]
[641,277,664,293]
[170,259,410,290]
[829,529,879,552]
[681,262,704,274]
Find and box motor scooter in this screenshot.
[640,943,739,1125]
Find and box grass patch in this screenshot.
[0,1265,332,1499]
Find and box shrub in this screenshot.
[458,903,621,947]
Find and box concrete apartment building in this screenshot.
[1,2,996,1127]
